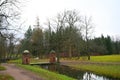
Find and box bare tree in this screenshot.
[64,10,81,58]
[0,0,21,61]
[82,16,94,60]
[51,11,66,62]
[0,0,20,38]
[49,10,82,59]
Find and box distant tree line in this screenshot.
[89,35,120,55]
[0,8,120,61]
[17,10,120,60]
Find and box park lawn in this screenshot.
[61,55,120,62]
[90,55,120,62]
[67,64,120,79]
[17,64,75,80]
[8,59,22,64]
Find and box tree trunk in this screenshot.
[69,46,72,58]
[88,54,90,60]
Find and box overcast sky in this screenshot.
[21,0,120,37]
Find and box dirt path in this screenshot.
[0,63,44,80]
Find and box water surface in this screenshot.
[40,64,119,80]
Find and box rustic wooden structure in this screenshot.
[49,50,56,63]
[22,50,30,64]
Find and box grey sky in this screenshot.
[21,0,120,37]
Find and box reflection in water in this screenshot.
[40,64,118,80]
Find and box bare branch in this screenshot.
[0,0,21,38]
[0,0,8,7]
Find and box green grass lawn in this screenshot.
[90,55,120,62]
[61,55,120,62]
[18,64,75,80]
[8,59,22,64]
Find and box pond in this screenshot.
[39,64,119,80]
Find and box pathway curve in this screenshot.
[0,63,44,80]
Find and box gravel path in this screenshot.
[0,63,44,80]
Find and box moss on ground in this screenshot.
[0,65,6,71]
[0,74,14,80]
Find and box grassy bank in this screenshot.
[68,64,120,79]
[62,55,120,79]
[17,64,75,80]
[0,74,14,80]
[9,59,75,80]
